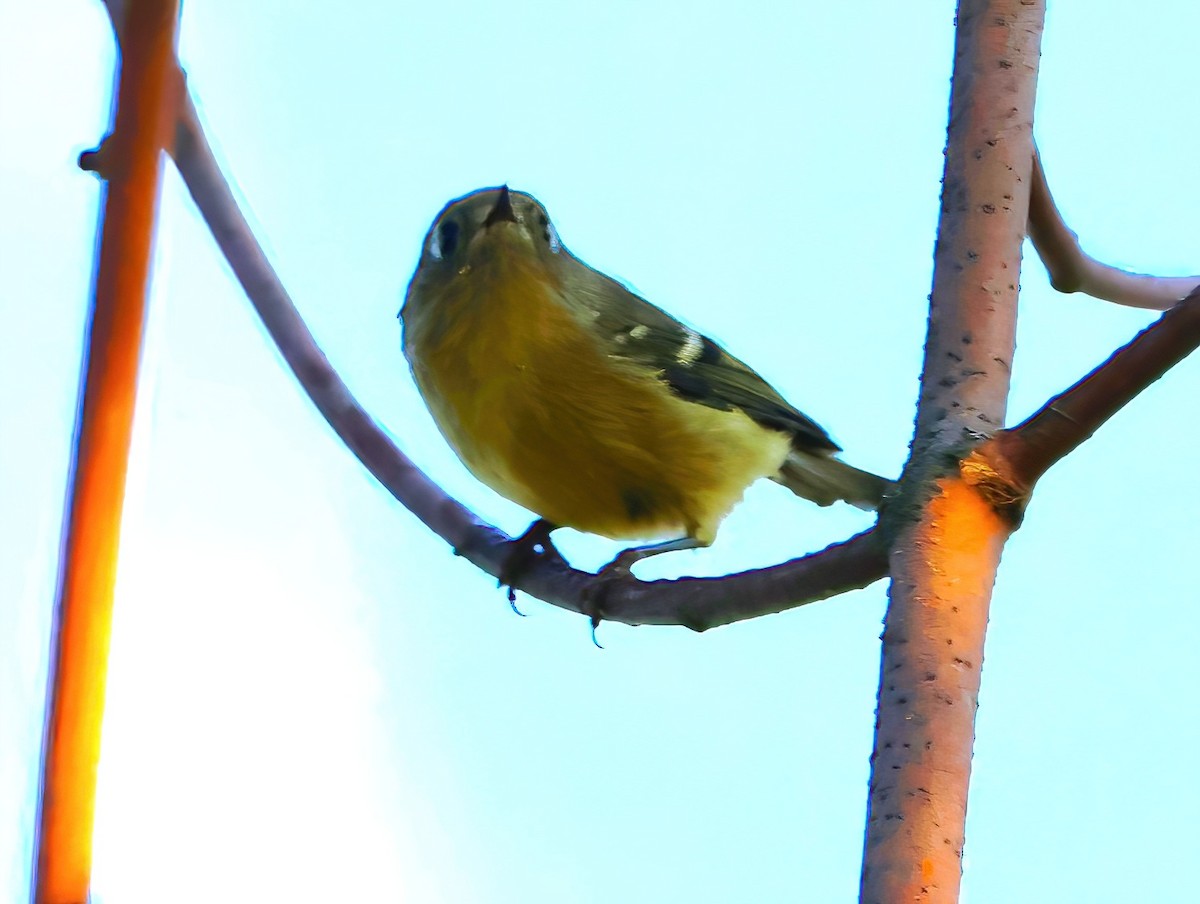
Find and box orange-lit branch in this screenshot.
[33,2,180,902]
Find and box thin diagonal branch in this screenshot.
[1028,146,1200,310]
[976,285,1200,499]
[93,0,886,631]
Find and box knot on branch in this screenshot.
[79,139,121,179]
[960,449,1028,526]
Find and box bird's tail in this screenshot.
[773,451,890,511]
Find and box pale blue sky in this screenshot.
[3,2,1199,902]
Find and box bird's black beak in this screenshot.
[483,185,518,228]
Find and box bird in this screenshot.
[399,186,887,583]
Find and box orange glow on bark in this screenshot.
[862,478,1010,903]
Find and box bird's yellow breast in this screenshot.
[404,257,789,543]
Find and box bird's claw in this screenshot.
[498,519,561,614]
[581,559,638,649]
[505,587,527,616]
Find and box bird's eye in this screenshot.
[430,219,460,260]
[538,213,561,253]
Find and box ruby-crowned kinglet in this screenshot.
[400,186,886,571]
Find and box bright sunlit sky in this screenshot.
[3,2,1200,902]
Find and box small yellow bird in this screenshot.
[400,186,886,576]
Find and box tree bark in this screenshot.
[859,2,1046,902]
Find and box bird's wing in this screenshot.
[567,267,840,453]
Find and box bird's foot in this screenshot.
[580,554,643,648]
[499,519,561,614]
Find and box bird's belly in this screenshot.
[410,296,789,542]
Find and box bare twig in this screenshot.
[1028,146,1200,310]
[980,285,1200,496]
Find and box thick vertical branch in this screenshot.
[860,3,1045,903]
[33,2,180,902]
